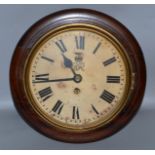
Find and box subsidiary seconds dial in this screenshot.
[28,30,128,130]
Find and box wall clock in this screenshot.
[10,9,146,143]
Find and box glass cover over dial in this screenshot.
[26,26,131,131]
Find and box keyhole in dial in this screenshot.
[74,88,81,94]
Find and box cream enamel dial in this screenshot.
[26,27,130,131]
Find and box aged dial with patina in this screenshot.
[10,9,146,143]
[27,29,129,130]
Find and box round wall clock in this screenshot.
[10,9,146,143]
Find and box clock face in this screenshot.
[25,26,130,131]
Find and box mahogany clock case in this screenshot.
[10,9,146,143]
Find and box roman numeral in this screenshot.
[93,42,101,54]
[55,40,67,53]
[52,100,63,114]
[75,36,85,49]
[100,90,115,103]
[34,74,49,82]
[72,106,80,119]
[41,56,54,63]
[91,104,99,115]
[107,76,120,83]
[38,87,53,101]
[103,57,116,66]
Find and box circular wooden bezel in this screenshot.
[10,9,146,143]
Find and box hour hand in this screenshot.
[62,54,73,68]
[62,54,76,75]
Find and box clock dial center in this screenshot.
[73,74,82,83]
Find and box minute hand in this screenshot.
[33,77,74,83]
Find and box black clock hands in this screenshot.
[33,54,82,84]
[61,54,82,83]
